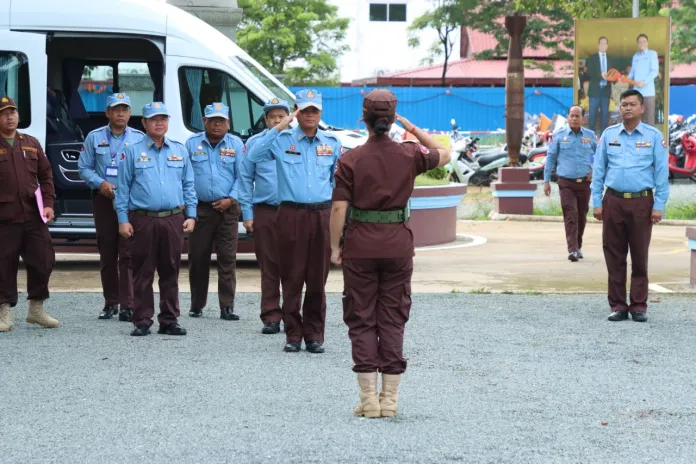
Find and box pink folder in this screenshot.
[35,187,47,223]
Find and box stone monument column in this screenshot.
[167,0,243,42]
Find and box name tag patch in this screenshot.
[98,144,110,148]
[192,151,207,156]
[608,142,621,147]
[137,152,152,162]
[285,150,301,156]
[105,166,118,177]
[316,144,333,156]
[21,146,37,152]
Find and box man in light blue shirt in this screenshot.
[627,33,660,126]
[116,102,197,337]
[185,102,244,322]
[544,105,596,262]
[246,89,343,354]
[78,92,143,322]
[238,97,290,335]
[591,89,669,323]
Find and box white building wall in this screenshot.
[328,0,460,83]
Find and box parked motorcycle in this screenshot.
[669,129,696,183]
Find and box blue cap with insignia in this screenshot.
[142,102,170,119]
[263,97,290,115]
[205,102,229,119]
[295,89,322,111]
[106,92,131,108]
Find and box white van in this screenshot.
[0,0,365,247]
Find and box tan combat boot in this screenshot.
[379,374,401,417]
[353,372,381,418]
[26,300,60,328]
[0,303,12,332]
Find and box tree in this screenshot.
[236,0,350,86]
[407,0,476,86]
[662,0,696,65]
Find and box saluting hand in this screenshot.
[593,207,603,222]
[395,113,415,133]
[119,223,134,239]
[651,209,662,225]
[183,219,196,233]
[275,110,299,132]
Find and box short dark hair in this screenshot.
[620,89,644,104]
[568,105,585,117]
[598,36,608,44]
[637,33,648,42]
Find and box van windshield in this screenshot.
[233,56,295,106]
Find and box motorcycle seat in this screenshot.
[477,151,507,167]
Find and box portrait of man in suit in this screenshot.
[585,36,613,134]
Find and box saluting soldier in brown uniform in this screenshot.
[329,90,450,418]
[0,97,60,332]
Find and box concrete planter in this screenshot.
[491,167,537,215]
[409,183,468,247]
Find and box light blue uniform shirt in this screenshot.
[544,126,596,183]
[238,129,279,221]
[115,135,198,224]
[184,132,243,203]
[628,49,659,97]
[78,125,144,190]
[590,122,670,212]
[246,126,342,204]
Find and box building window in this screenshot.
[178,66,265,139]
[0,52,31,128]
[369,3,407,22]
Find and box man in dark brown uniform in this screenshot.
[329,90,450,418]
[0,97,60,332]
[591,89,669,323]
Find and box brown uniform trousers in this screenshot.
[332,137,441,375]
[0,134,56,307]
[277,203,331,343]
[92,192,133,308]
[342,258,413,374]
[253,203,281,323]
[188,201,239,310]
[602,191,653,313]
[129,212,185,328]
[558,177,591,252]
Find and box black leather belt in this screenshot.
[255,202,279,209]
[607,187,651,199]
[280,201,331,210]
[133,207,182,217]
[559,175,589,183]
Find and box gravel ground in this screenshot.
[2,292,696,463]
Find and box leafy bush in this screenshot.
[424,166,448,180]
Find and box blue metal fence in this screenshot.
[289,85,696,132]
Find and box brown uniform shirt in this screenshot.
[0,133,56,224]
[332,137,440,259]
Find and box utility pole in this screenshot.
[633,0,639,17]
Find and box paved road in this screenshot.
[40,221,695,294]
[2,293,696,463]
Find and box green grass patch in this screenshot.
[468,287,492,294]
[665,202,696,220]
[414,174,450,186]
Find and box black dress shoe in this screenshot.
[305,340,325,353]
[189,308,203,318]
[568,251,579,262]
[158,323,187,335]
[220,307,240,321]
[608,311,629,321]
[283,341,302,352]
[262,321,281,334]
[119,308,133,322]
[631,311,648,322]
[130,325,151,336]
[98,305,118,320]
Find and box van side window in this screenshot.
[0,52,31,128]
[178,66,265,138]
[117,63,156,117]
[78,63,156,117]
